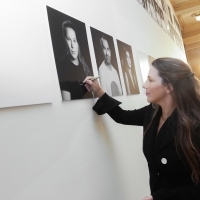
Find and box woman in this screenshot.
[58,20,92,100]
[83,57,200,200]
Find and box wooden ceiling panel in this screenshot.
[181,10,200,26]
[172,0,196,4]
[174,1,200,15]
[170,0,200,48]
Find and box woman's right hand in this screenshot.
[83,76,105,98]
[142,195,153,200]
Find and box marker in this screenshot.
[81,76,100,85]
[89,76,100,81]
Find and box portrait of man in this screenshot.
[90,27,122,97]
[117,40,139,95]
[47,6,94,101]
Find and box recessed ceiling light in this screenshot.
[196,15,200,21]
[192,13,200,21]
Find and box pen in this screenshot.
[89,76,100,81]
[81,76,100,85]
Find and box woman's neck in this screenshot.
[70,58,79,66]
[160,103,176,121]
[158,94,176,120]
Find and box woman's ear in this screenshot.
[167,84,173,93]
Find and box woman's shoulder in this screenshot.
[136,103,155,117]
[137,103,155,112]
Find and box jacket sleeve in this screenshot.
[152,182,200,200]
[93,93,151,126]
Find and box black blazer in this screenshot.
[93,93,200,200]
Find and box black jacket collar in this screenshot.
[143,107,177,159]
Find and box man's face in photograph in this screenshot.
[102,39,111,65]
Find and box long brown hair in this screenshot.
[150,57,200,183]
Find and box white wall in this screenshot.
[0,0,186,200]
[0,1,52,108]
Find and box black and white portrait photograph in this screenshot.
[90,27,122,97]
[117,40,139,95]
[46,6,94,101]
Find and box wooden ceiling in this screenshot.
[170,0,200,50]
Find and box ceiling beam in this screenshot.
[182,28,200,38]
[182,23,200,32]
[185,41,200,50]
[174,2,200,16]
[183,34,200,45]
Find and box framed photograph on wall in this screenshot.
[116,40,139,95]
[47,6,94,101]
[137,51,154,84]
[90,27,123,97]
